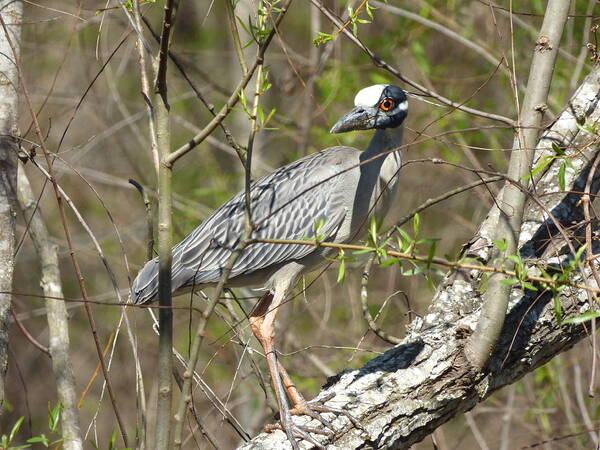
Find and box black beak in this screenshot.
[330,106,376,134]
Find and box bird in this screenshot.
[131,84,408,448]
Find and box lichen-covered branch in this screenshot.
[0,0,21,411]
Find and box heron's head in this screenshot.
[330,84,408,134]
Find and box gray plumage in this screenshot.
[131,84,407,305]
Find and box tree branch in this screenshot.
[0,0,21,412]
[154,0,177,448]
[16,165,83,450]
[466,0,572,370]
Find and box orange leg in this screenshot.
[249,291,327,449]
[249,291,363,447]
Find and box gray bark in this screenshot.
[240,65,600,449]
[16,166,83,450]
[0,0,21,410]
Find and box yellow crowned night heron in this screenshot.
[131,84,408,447]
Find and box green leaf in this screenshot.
[366,1,375,20]
[108,431,118,450]
[493,238,507,252]
[412,213,421,238]
[369,216,378,244]
[426,241,437,268]
[257,104,264,124]
[48,402,61,434]
[313,217,325,239]
[9,416,25,443]
[500,278,519,286]
[558,162,566,191]
[313,31,334,46]
[397,229,413,252]
[523,155,553,180]
[27,434,49,447]
[264,108,276,127]
[507,254,522,265]
[379,257,399,267]
[521,281,538,291]
[553,295,563,323]
[563,311,600,324]
[336,249,347,283]
[575,244,587,263]
[551,142,565,156]
[337,258,346,283]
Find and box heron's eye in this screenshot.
[379,98,395,112]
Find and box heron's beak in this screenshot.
[330,106,376,134]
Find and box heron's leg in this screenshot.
[276,361,364,432]
[249,292,326,450]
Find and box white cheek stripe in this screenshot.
[386,101,408,115]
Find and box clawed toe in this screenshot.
[308,402,366,433]
[265,393,366,448]
[298,393,366,433]
[264,421,328,449]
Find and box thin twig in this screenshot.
[252,237,600,294]
[129,179,155,267]
[582,151,600,396]
[10,307,50,357]
[132,0,159,175]
[226,0,248,76]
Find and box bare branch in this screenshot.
[16,165,83,450]
[466,0,572,370]
[154,0,177,448]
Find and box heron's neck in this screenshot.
[362,126,404,163]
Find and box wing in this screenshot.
[131,146,358,303]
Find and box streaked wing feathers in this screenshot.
[131,147,357,303]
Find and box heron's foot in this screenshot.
[290,393,366,434]
[264,409,332,450]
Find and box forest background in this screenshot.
[4,0,600,449]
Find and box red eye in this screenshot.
[380,98,395,111]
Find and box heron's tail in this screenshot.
[130,257,160,304]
